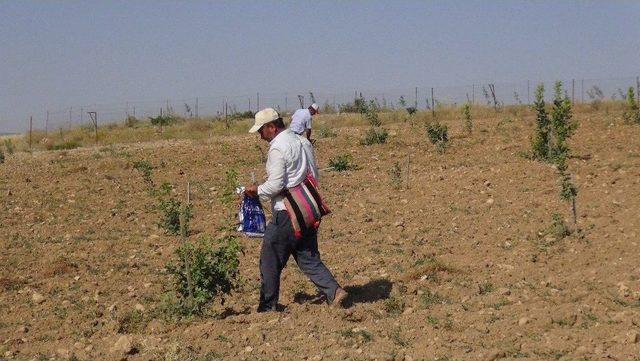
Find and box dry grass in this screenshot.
[399,258,460,283]
[0,100,630,153]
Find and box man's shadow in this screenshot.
[293,278,393,307]
[216,306,253,319]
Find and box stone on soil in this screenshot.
[111,335,135,356]
[32,292,45,304]
[484,350,505,361]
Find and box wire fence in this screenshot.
[32,75,640,133]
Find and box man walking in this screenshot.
[289,103,318,142]
[245,108,347,312]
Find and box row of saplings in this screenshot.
[146,84,638,317]
[353,83,638,240]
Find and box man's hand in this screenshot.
[244,184,258,198]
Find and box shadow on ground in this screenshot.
[293,292,327,305]
[292,279,393,307]
[343,278,393,307]
[216,306,252,319]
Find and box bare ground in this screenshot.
[1,111,639,360]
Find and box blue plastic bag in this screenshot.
[237,193,266,237]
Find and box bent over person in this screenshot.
[244,108,347,312]
[289,103,318,142]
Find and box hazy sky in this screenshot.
[1,1,639,132]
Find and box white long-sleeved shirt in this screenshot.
[289,108,312,135]
[257,129,319,211]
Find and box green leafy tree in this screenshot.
[549,81,577,160]
[427,122,449,153]
[133,160,154,186]
[361,127,388,145]
[623,87,640,124]
[530,82,579,229]
[166,236,243,315]
[328,154,357,171]
[219,169,239,204]
[556,154,578,227]
[363,100,381,127]
[357,96,388,145]
[462,103,472,134]
[149,114,176,132]
[158,198,192,235]
[531,84,551,160]
[398,96,407,108]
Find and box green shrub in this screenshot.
[478,281,494,295]
[51,140,80,150]
[328,154,357,172]
[165,236,243,315]
[530,83,579,227]
[219,169,239,204]
[419,290,448,309]
[531,84,550,160]
[361,126,388,145]
[556,154,578,226]
[158,198,192,236]
[549,81,577,160]
[462,103,472,134]
[531,81,577,162]
[388,161,402,189]
[149,114,177,130]
[133,160,153,183]
[548,212,571,240]
[339,95,367,113]
[3,139,15,155]
[406,107,417,115]
[125,115,140,128]
[362,100,381,127]
[117,310,146,333]
[340,328,373,342]
[398,96,407,108]
[157,291,184,321]
[316,124,337,138]
[384,294,405,315]
[155,182,173,197]
[228,110,254,120]
[623,87,640,124]
[426,122,448,153]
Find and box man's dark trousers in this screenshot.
[258,210,340,311]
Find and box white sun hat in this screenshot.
[310,103,319,111]
[249,108,280,133]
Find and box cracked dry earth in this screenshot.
[1,111,640,360]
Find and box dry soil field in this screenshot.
[1,109,640,360]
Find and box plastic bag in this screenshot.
[236,188,266,237]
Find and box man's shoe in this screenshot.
[257,305,273,313]
[257,304,285,313]
[331,287,348,308]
